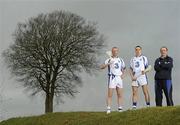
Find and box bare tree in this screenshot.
[3,10,105,113]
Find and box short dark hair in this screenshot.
[135,45,142,49]
[112,47,118,49]
[160,46,168,51]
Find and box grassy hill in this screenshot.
[0,106,180,125]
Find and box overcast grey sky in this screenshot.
[0,0,179,121]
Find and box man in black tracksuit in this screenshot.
[154,47,174,106]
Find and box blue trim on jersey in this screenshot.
[142,56,148,69]
[119,58,126,71]
[107,74,115,87]
[137,80,140,86]
[108,65,111,75]
[111,74,115,80]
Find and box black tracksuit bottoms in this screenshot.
[155,80,174,106]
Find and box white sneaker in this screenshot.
[118,108,123,112]
[132,106,137,110]
[106,109,111,114]
[146,105,150,108]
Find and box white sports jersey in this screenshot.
[105,57,126,76]
[130,55,149,76]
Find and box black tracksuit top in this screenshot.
[154,56,173,80]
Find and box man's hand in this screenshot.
[131,76,137,81]
[100,62,112,69]
[142,70,145,75]
[100,64,107,69]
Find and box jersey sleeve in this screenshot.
[121,58,126,70]
[104,59,110,65]
[130,58,133,69]
[143,56,149,68]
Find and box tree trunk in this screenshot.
[45,93,54,113]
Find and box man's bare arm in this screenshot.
[121,69,126,79]
[129,68,136,81]
[100,64,109,69]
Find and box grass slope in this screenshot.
[0,106,180,125]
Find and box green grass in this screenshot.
[0,106,180,125]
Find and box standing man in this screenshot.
[154,47,174,106]
[100,47,126,114]
[129,46,151,109]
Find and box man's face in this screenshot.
[112,48,119,57]
[135,47,142,56]
[160,48,168,57]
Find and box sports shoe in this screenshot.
[132,106,137,110]
[106,109,111,114]
[146,105,150,108]
[118,108,123,112]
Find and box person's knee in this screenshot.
[108,93,113,98]
[132,90,137,96]
[117,93,122,98]
[143,90,149,96]
[142,86,149,95]
[108,94,112,98]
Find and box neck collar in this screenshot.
[135,54,142,57]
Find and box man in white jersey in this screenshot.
[100,47,126,114]
[129,46,150,109]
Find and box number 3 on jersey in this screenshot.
[135,61,140,68]
[114,63,119,69]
